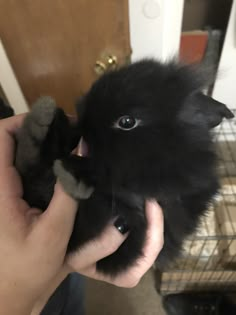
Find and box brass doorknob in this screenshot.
[94,55,118,75]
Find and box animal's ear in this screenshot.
[179,92,234,129]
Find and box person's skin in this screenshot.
[0,114,164,315]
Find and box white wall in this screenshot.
[0,40,29,113]
[129,0,236,110]
[128,0,184,61]
[212,0,236,109]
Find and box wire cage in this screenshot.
[160,109,236,295]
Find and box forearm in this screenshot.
[0,282,33,315]
[0,300,32,315]
[0,269,69,315]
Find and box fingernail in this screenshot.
[114,217,130,234]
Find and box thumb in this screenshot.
[39,181,78,242]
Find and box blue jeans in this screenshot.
[40,273,85,315]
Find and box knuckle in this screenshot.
[104,239,119,256]
[98,227,123,256]
[98,235,119,256]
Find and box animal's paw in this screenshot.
[16,96,57,173]
[26,96,57,141]
[53,160,94,200]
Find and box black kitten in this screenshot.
[15,60,234,275]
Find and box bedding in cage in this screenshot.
[160,110,236,295]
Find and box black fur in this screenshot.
[0,98,14,119]
[15,60,234,275]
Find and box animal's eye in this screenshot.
[114,115,140,130]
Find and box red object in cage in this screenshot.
[179,31,208,64]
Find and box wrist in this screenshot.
[0,288,33,315]
[0,301,33,315]
[0,282,35,315]
[30,268,69,315]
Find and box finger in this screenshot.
[128,200,164,274]
[38,182,78,243]
[0,114,26,168]
[0,166,23,198]
[67,223,128,271]
[96,200,164,287]
[141,200,164,264]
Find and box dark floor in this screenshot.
[85,269,167,315]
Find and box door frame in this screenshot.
[128,0,184,61]
[0,39,29,113]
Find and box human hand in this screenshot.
[67,199,164,288]
[0,115,127,315]
[0,114,79,314]
[0,114,164,315]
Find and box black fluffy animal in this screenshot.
[0,97,14,119]
[15,60,234,275]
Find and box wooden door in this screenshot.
[0,0,131,113]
